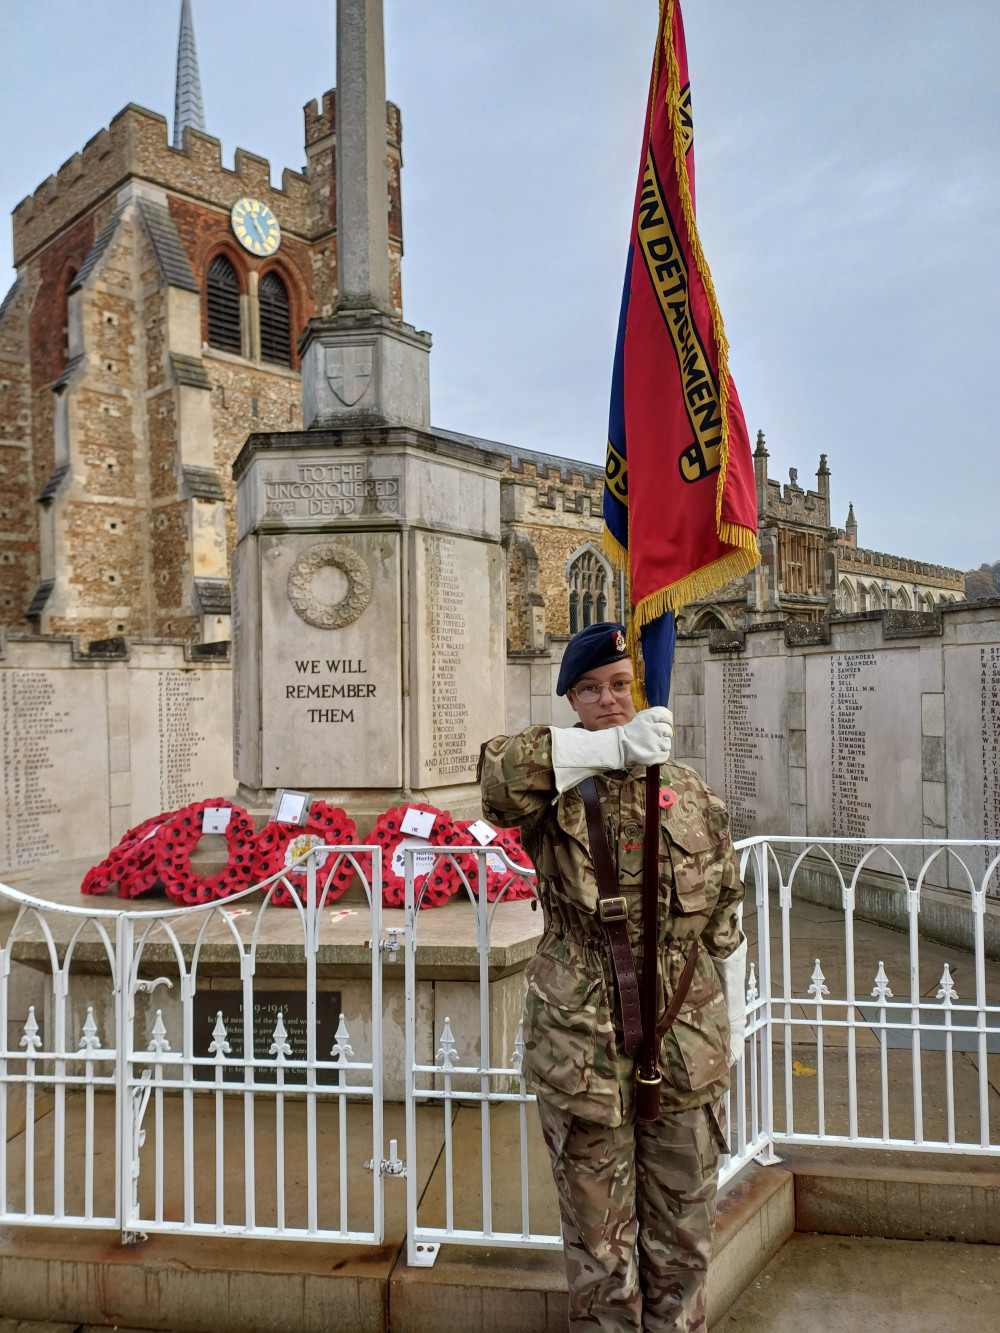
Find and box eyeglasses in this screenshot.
[573,678,634,703]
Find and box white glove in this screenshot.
[620,707,674,767]
[711,936,747,1066]
[550,707,673,794]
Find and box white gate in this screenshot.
[0,847,389,1242]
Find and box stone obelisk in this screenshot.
[231,0,505,830]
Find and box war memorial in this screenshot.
[0,1,998,1330]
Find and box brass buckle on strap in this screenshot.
[635,1070,662,1087]
[598,895,628,923]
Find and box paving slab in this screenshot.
[710,1233,1000,1331]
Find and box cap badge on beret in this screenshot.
[613,629,626,654]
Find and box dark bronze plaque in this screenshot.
[192,989,343,1085]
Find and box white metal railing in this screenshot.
[736,837,1000,1160]
[0,846,387,1241]
[2,836,998,1259]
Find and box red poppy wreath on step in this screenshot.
[153,799,257,905]
[80,813,174,898]
[369,804,461,909]
[431,821,537,903]
[252,802,358,907]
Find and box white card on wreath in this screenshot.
[466,819,497,847]
[400,807,435,838]
[390,837,437,879]
[275,790,310,825]
[202,807,232,834]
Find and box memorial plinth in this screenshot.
[231,422,506,829]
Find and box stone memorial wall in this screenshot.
[0,634,233,872]
[705,657,789,842]
[670,601,1000,923]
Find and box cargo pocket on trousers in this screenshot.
[522,951,600,1097]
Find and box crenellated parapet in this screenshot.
[13,104,312,266]
[839,544,963,588]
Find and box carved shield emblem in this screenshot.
[326,346,373,407]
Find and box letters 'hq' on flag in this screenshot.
[603,0,760,707]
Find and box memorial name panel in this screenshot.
[805,648,922,858]
[0,669,110,868]
[260,530,402,788]
[705,657,789,840]
[413,531,505,788]
[944,644,1000,892]
[129,669,235,823]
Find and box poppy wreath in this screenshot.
[153,798,258,905]
[370,804,460,909]
[490,827,536,902]
[80,814,173,898]
[252,802,359,907]
[433,822,537,903]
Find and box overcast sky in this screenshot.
[2,1,997,570]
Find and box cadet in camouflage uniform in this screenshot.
[480,622,746,1332]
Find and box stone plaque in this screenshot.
[256,457,401,530]
[410,531,505,787]
[192,989,342,1085]
[260,530,402,788]
[944,644,1000,892]
[0,669,110,869]
[705,657,789,840]
[806,648,922,857]
[128,669,234,822]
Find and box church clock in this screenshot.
[230,197,281,257]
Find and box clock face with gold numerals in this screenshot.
[230,197,281,257]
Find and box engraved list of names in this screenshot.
[0,670,109,868]
[806,647,922,851]
[424,536,477,779]
[829,653,876,840]
[705,657,788,839]
[415,531,503,788]
[979,646,1000,844]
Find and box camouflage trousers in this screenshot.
[537,1097,726,1332]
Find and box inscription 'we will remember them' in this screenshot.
[285,658,374,723]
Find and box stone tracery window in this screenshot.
[568,548,610,635]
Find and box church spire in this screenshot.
[172,0,206,150]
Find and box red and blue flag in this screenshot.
[604,0,760,707]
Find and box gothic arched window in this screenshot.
[839,580,855,614]
[259,270,292,366]
[206,255,242,354]
[567,549,610,635]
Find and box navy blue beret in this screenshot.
[556,622,629,696]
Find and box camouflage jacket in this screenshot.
[480,725,744,1128]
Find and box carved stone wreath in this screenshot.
[286,542,372,630]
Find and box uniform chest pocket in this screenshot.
[522,950,600,1097]
[664,822,720,916]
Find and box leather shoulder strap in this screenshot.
[579,777,642,1057]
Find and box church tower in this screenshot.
[0,0,404,645]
